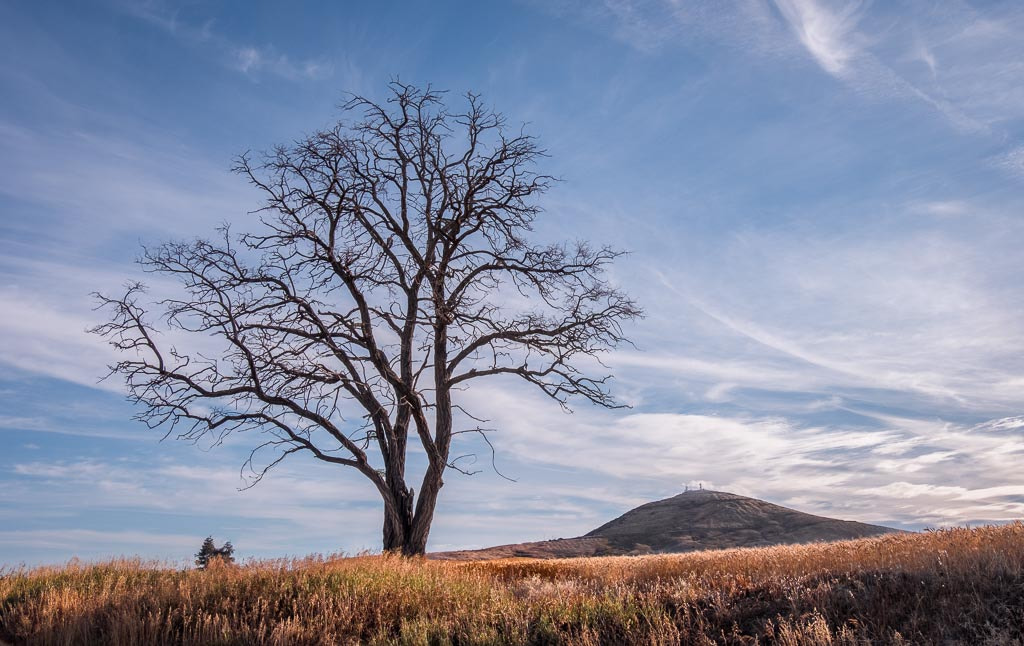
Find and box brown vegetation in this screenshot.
[2,523,1023,645]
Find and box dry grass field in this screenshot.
[2,523,1023,645]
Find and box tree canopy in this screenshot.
[93,82,642,555]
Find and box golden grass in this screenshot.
[2,523,1023,645]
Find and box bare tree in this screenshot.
[92,82,642,556]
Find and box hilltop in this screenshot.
[433,489,897,559]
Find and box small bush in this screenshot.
[194,536,235,570]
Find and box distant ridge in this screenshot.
[433,490,898,560]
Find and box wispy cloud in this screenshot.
[0,121,245,244]
[2,454,385,558]
[14,396,1022,559]
[993,146,1024,180]
[0,117,250,387]
[769,0,1024,136]
[770,0,989,132]
[547,0,1022,133]
[772,0,864,77]
[0,415,142,441]
[455,381,1024,528]
[0,529,198,558]
[537,0,787,56]
[227,45,335,81]
[123,1,333,81]
[623,203,1024,416]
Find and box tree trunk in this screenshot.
[379,479,440,556]
[406,462,444,556]
[381,483,436,556]
[401,524,430,556]
[381,485,415,554]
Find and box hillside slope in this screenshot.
[433,489,897,560]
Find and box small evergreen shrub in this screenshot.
[194,536,235,569]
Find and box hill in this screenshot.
[433,489,897,559]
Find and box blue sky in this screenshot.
[2,0,1024,565]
